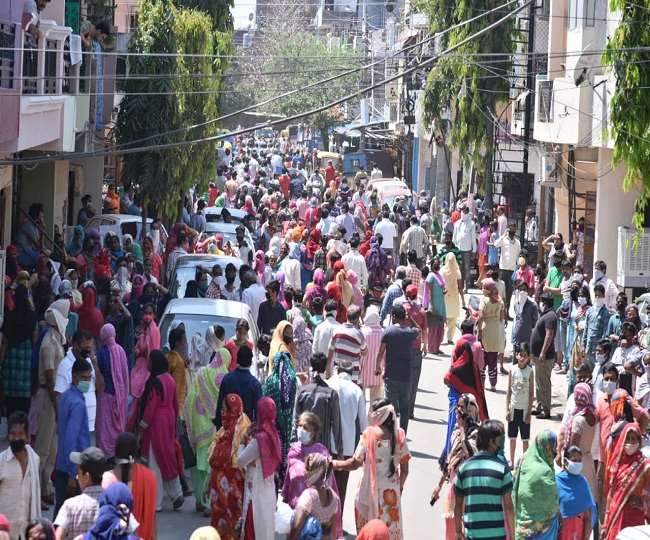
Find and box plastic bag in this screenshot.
[275,501,294,534]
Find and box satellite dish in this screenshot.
[572,45,596,86]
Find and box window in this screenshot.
[568,0,578,28]
[22,34,38,94]
[0,23,15,89]
[584,0,596,26]
[538,80,553,122]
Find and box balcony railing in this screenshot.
[0,22,16,89]
[22,33,38,95]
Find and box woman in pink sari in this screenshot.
[95,323,129,456]
[130,303,160,398]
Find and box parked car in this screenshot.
[158,298,260,373]
[168,254,242,298]
[204,206,248,225]
[83,214,168,246]
[203,221,255,255]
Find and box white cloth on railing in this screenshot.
[70,34,83,65]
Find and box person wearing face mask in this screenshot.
[510,281,538,362]
[530,294,557,419]
[452,420,514,540]
[606,292,628,340]
[602,423,650,539]
[53,359,92,516]
[130,303,160,399]
[452,207,477,292]
[494,222,521,309]
[555,446,596,540]
[588,260,618,311]
[0,412,41,540]
[608,321,644,395]
[582,284,611,369]
[635,351,650,410]
[54,330,103,442]
[513,429,560,539]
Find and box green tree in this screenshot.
[240,31,361,148]
[418,0,517,205]
[114,0,231,220]
[603,2,650,230]
[174,0,233,31]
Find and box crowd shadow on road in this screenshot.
[414,402,444,412]
[412,417,447,426]
[410,449,439,461]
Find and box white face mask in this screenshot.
[624,442,640,456]
[297,427,312,445]
[519,291,528,303]
[578,297,588,306]
[462,213,471,222]
[602,380,616,396]
[595,352,606,364]
[566,460,583,475]
[594,269,604,281]
[593,298,605,309]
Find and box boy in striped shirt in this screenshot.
[454,420,514,539]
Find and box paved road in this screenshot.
[158,322,569,538]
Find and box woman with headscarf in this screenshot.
[601,422,650,539]
[189,527,221,540]
[131,350,184,512]
[346,270,364,310]
[64,269,82,306]
[243,195,255,218]
[142,237,162,283]
[304,268,327,310]
[209,393,251,539]
[112,265,132,302]
[268,320,298,372]
[237,397,281,540]
[95,323,129,456]
[288,311,313,375]
[366,237,388,290]
[184,327,231,514]
[253,250,267,287]
[333,399,410,540]
[77,283,104,339]
[263,350,297,484]
[32,275,53,321]
[290,453,340,540]
[430,394,480,540]
[0,284,37,416]
[357,520,390,540]
[130,303,160,398]
[513,430,560,539]
[441,252,464,344]
[83,482,138,540]
[556,445,596,540]
[66,225,85,257]
[300,230,319,291]
[424,258,446,355]
[442,339,489,466]
[102,432,157,540]
[360,307,384,401]
[561,382,597,497]
[25,518,56,540]
[477,277,506,391]
[123,234,143,264]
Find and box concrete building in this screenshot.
[532,0,638,274]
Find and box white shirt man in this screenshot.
[242,281,267,322]
[374,215,398,251]
[370,166,383,180]
[279,256,301,292]
[589,263,619,311]
[328,366,367,457]
[0,437,41,540]
[494,231,521,272]
[452,213,477,253]
[497,211,508,237]
[342,244,369,291]
[316,214,336,237]
[54,349,97,433]
[312,308,341,357]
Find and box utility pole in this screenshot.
[521,1,536,250]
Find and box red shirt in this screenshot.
[325,165,336,184]
[279,174,290,199]
[225,339,254,371]
[404,301,427,350]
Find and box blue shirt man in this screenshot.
[213,346,262,429]
[54,359,91,516]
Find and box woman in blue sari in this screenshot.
[556,445,596,540]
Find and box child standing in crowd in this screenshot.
[506,343,534,467]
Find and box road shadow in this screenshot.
[410,449,439,460]
[413,417,447,426]
[416,388,437,395]
[414,403,444,412]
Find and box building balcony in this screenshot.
[0,18,94,153]
[533,74,594,146]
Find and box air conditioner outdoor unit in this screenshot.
[617,226,650,288]
[540,152,561,187]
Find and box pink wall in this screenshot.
[39,0,65,25]
[0,0,22,23]
[0,0,21,145]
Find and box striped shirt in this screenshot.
[360,324,383,388]
[454,452,513,539]
[405,264,423,294]
[329,323,366,384]
[399,225,429,259]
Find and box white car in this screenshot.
[158,298,260,372]
[168,254,243,298]
[202,221,255,255]
[84,214,169,246]
[204,206,248,225]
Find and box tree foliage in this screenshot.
[232,31,361,147]
[417,0,517,201]
[603,1,650,230]
[114,0,231,219]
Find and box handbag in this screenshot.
[177,419,196,469]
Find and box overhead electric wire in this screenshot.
[0,0,531,166]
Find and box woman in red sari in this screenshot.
[77,284,104,339]
[209,393,251,540]
[601,422,650,540]
[130,303,160,398]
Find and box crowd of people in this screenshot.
[0,133,648,540]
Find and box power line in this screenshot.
[0,0,531,166]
